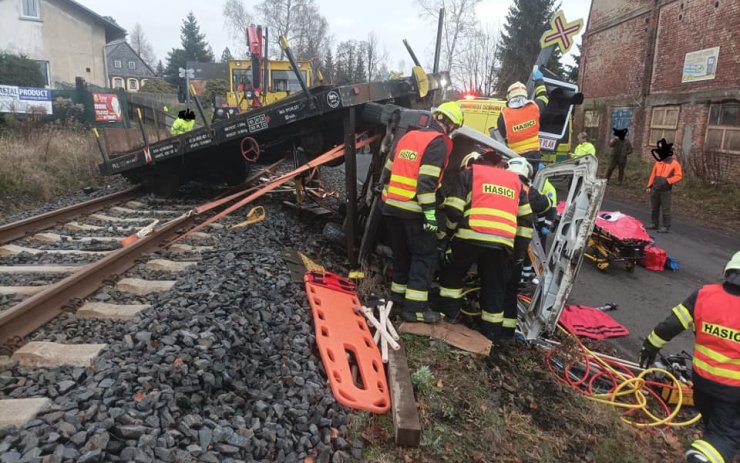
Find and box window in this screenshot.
[271,70,308,93]
[112,77,124,89]
[128,61,136,70]
[706,103,740,154]
[21,0,40,19]
[35,60,50,87]
[649,106,680,144]
[114,60,122,69]
[128,79,138,90]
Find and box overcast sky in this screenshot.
[77,0,591,69]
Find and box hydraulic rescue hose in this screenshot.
[544,323,701,428]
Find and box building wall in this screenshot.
[577,0,739,175]
[651,0,740,94]
[43,0,107,86]
[0,0,108,87]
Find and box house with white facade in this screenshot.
[105,39,156,92]
[0,0,126,87]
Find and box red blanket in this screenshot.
[556,203,652,243]
[558,304,630,339]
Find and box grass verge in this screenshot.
[0,122,103,213]
[596,153,739,233]
[350,334,691,462]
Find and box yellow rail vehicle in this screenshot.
[227,59,313,112]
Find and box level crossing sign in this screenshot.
[540,10,583,54]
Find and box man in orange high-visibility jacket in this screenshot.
[381,101,463,323]
[438,149,534,343]
[496,69,549,164]
[639,251,740,463]
[646,138,683,233]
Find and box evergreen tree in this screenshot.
[0,52,45,87]
[164,12,215,86]
[565,43,581,82]
[156,60,164,78]
[322,49,335,84]
[495,0,560,94]
[221,47,234,63]
[354,46,367,83]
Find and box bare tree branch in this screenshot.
[128,23,157,69]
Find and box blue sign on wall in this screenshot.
[611,107,633,130]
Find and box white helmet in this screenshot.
[507,157,533,179]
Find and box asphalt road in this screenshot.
[568,192,740,359]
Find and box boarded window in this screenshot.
[584,110,600,141]
[650,106,680,145]
[706,103,740,154]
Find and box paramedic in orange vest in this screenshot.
[381,101,463,323]
[639,251,740,463]
[496,69,549,164]
[646,138,683,233]
[438,149,534,342]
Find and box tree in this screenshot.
[0,52,45,87]
[565,43,581,82]
[335,40,361,84]
[222,0,252,57]
[221,47,234,63]
[205,79,230,106]
[416,0,482,79]
[457,25,499,95]
[354,45,367,83]
[156,60,164,77]
[322,49,335,84]
[495,0,559,94]
[164,12,215,86]
[128,23,156,69]
[364,32,389,82]
[140,78,175,94]
[256,0,330,69]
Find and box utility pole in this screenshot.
[179,67,195,103]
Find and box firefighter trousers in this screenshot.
[691,387,740,463]
[384,215,438,313]
[650,189,672,229]
[501,262,524,339]
[438,239,511,340]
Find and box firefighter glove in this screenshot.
[532,69,544,81]
[540,226,550,236]
[423,210,438,234]
[638,340,660,369]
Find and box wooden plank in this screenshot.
[387,343,421,447]
[399,321,492,356]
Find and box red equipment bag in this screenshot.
[642,244,667,271]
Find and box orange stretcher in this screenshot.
[305,271,390,414]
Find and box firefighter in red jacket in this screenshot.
[382,101,463,323]
[639,251,740,463]
[438,149,534,342]
[496,69,549,165]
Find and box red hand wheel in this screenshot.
[240,137,260,163]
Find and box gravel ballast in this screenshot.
[1,166,363,462]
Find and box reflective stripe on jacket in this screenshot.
[382,130,452,210]
[573,142,596,158]
[693,284,740,387]
[501,102,540,154]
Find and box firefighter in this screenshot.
[381,101,463,323]
[500,157,550,341]
[438,150,534,342]
[638,251,740,463]
[170,110,190,135]
[572,132,596,158]
[646,138,683,233]
[496,69,549,165]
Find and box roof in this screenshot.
[186,62,229,80]
[55,0,126,42]
[105,39,156,78]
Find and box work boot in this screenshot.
[401,310,442,323]
[441,308,461,324]
[685,449,710,463]
[658,227,669,233]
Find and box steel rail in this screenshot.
[0,187,140,245]
[0,213,193,348]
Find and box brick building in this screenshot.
[576,0,739,177]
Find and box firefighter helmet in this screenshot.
[434,101,464,127]
[506,82,528,102]
[506,157,533,179]
[725,251,740,275]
